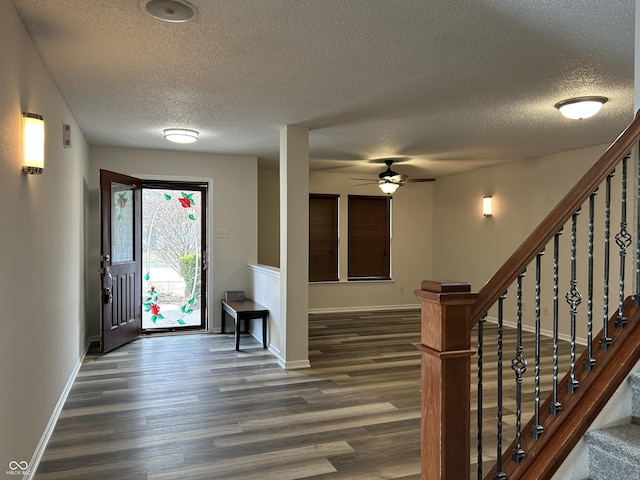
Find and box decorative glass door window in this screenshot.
[111,183,134,263]
[142,185,206,330]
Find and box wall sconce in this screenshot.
[483,196,493,217]
[22,112,45,174]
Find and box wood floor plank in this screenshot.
[34,310,571,479]
[146,441,355,480]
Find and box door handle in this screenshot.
[103,272,113,304]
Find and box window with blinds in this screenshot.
[348,195,391,280]
[309,194,339,282]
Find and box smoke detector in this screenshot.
[141,0,198,23]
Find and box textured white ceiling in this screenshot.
[13,0,635,178]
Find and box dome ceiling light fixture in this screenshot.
[554,96,608,120]
[141,0,198,23]
[163,128,199,143]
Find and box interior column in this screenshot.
[279,125,310,368]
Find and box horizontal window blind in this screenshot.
[348,195,391,280]
[309,194,339,282]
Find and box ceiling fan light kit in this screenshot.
[554,96,608,120]
[379,181,400,194]
[351,159,435,194]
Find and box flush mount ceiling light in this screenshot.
[141,0,197,23]
[554,96,608,120]
[163,128,199,143]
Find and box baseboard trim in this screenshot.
[278,358,312,370]
[484,316,588,346]
[308,304,420,315]
[268,345,311,370]
[268,344,283,367]
[25,337,95,480]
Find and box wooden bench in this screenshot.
[221,292,268,351]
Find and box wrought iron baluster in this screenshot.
[493,292,508,480]
[585,189,597,371]
[600,171,614,350]
[512,271,527,463]
[477,314,487,480]
[566,209,582,394]
[550,229,563,415]
[532,250,545,438]
[616,154,632,329]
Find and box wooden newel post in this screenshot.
[415,280,478,480]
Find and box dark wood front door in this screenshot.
[100,169,142,353]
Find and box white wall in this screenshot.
[89,147,259,334]
[256,166,433,366]
[258,168,280,267]
[430,143,635,342]
[308,171,433,312]
[258,169,434,312]
[0,0,632,474]
[259,170,434,312]
[261,145,631,324]
[432,144,609,289]
[0,1,90,474]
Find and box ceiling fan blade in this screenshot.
[403,178,436,183]
[353,181,380,186]
[355,159,434,188]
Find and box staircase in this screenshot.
[585,372,640,480]
[415,111,640,480]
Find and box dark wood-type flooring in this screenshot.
[34,310,570,479]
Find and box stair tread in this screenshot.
[585,423,640,462]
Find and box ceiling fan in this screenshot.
[352,159,435,194]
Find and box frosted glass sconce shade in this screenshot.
[483,196,493,217]
[22,112,45,174]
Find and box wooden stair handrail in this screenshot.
[417,113,640,480]
[471,110,640,326]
